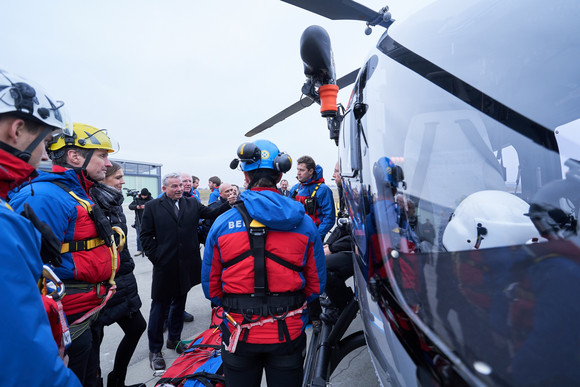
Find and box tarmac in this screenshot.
[97,205,380,386]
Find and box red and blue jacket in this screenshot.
[9,166,117,317]
[201,188,326,344]
[0,152,81,386]
[290,165,336,240]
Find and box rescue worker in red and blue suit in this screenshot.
[0,69,81,386]
[289,156,335,240]
[9,122,118,385]
[202,139,326,387]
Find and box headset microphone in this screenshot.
[230,159,240,170]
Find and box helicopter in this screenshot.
[247,0,580,385]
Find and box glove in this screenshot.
[91,203,115,247]
[20,203,62,267]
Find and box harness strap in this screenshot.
[265,251,303,272]
[70,284,116,326]
[234,202,268,297]
[221,250,303,272]
[51,181,92,213]
[224,303,307,353]
[60,237,105,253]
[222,251,252,269]
[311,182,322,198]
[291,182,321,200]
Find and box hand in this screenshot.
[323,244,331,256]
[227,194,237,205]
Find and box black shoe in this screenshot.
[149,351,166,371]
[166,339,187,354]
[183,311,194,322]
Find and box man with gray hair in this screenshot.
[140,172,236,371]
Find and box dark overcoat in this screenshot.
[140,194,229,300]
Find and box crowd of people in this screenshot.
[1,68,355,387]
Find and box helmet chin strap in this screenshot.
[0,126,53,163]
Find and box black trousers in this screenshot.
[221,332,306,387]
[86,310,147,386]
[148,294,187,352]
[326,251,354,310]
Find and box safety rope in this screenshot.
[224,303,307,353]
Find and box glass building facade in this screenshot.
[38,158,162,204]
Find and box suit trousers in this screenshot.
[147,294,187,352]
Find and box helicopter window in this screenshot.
[554,118,580,178]
[338,109,361,178]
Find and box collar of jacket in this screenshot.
[0,148,37,199]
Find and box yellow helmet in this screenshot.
[48,122,115,153]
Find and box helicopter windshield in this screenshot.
[341,32,580,385]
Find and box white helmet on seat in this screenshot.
[443,190,541,251]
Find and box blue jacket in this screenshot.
[202,188,326,343]
[0,199,81,386]
[208,188,219,204]
[290,165,336,240]
[192,188,200,202]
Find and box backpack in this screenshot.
[156,308,225,387]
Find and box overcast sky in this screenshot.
[2,0,431,189]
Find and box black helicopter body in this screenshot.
[248,0,580,385]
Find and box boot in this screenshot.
[106,370,145,387]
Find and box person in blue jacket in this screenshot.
[207,175,221,204]
[191,175,201,202]
[10,122,117,385]
[0,68,81,386]
[202,139,326,387]
[290,156,335,240]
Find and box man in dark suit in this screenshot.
[140,172,233,371]
[278,178,290,197]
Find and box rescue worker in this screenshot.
[202,139,326,387]
[9,122,118,385]
[290,155,335,240]
[0,69,81,385]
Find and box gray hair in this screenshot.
[162,172,181,187]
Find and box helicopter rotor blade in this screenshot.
[336,67,359,89]
[245,96,315,138]
[245,68,360,137]
[281,0,392,28]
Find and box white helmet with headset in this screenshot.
[443,190,542,251]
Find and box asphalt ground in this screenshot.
[97,205,380,386]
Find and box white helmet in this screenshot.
[0,68,70,132]
[443,190,541,251]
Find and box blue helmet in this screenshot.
[232,139,292,173]
[373,157,405,188]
